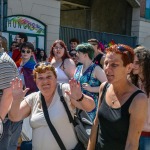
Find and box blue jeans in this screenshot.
[0,119,23,150]
[139,136,150,150]
[20,141,32,150]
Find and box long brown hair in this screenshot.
[48,40,70,64]
[130,46,150,97]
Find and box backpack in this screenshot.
[58,83,93,148]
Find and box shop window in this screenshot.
[145,0,150,20]
[0,0,7,31]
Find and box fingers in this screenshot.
[10,77,23,89]
[24,88,30,95]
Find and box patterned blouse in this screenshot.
[74,63,101,121]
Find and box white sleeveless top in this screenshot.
[55,63,69,83]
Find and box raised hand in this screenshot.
[11,77,29,101]
[66,78,82,100]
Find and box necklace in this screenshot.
[111,99,118,105]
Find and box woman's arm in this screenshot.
[87,82,105,150]
[82,66,107,93]
[125,93,148,150]
[63,58,76,79]
[65,79,95,112]
[8,78,31,122]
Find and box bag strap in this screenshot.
[58,83,77,127]
[41,93,67,150]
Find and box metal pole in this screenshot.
[1,0,4,31]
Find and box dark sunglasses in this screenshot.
[34,62,52,69]
[70,53,77,57]
[21,49,31,54]
[117,46,131,61]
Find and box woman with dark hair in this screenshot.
[130,46,150,150]
[37,49,47,62]
[8,41,18,57]
[88,44,148,150]
[49,40,76,83]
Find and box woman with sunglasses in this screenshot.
[87,44,148,150]
[49,40,76,83]
[9,62,95,150]
[130,46,150,150]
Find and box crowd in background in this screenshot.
[0,32,150,150]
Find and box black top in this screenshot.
[98,85,143,150]
[93,53,103,68]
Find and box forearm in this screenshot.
[0,89,12,120]
[125,143,139,150]
[9,99,23,121]
[71,94,95,112]
[88,86,100,93]
[87,117,99,150]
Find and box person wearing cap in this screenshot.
[88,38,105,68]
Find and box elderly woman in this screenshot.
[9,62,95,150]
[74,43,107,121]
[49,40,76,83]
[130,46,150,150]
[88,44,148,150]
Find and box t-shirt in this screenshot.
[25,83,78,150]
[0,52,19,100]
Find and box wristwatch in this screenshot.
[76,94,84,102]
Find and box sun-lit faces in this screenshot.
[53,43,65,58]
[132,55,142,75]
[21,48,32,61]
[104,52,129,83]
[36,70,57,92]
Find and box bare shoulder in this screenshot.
[99,81,108,94]
[129,91,148,114]
[64,58,75,65]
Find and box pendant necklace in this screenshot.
[111,99,118,105]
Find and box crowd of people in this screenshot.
[0,32,150,150]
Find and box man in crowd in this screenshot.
[12,32,28,67]
[88,38,105,68]
[0,35,22,150]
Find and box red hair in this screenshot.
[48,40,70,62]
[105,44,134,66]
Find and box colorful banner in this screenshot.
[7,16,45,35]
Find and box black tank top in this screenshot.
[98,85,143,150]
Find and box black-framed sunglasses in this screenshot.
[70,52,77,57]
[34,62,52,69]
[21,49,31,54]
[117,46,131,61]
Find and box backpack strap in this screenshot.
[58,83,76,126]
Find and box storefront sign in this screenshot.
[7,16,45,35]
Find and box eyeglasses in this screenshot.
[53,46,63,50]
[34,62,52,69]
[21,49,31,54]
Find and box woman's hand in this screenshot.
[82,83,92,92]
[65,78,82,100]
[11,77,29,101]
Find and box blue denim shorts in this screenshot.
[0,118,23,150]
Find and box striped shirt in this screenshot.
[0,52,19,100]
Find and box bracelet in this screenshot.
[76,94,84,102]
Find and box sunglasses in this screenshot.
[21,49,31,54]
[117,46,131,61]
[70,53,77,57]
[34,62,52,69]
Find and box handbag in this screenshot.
[58,83,92,149]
